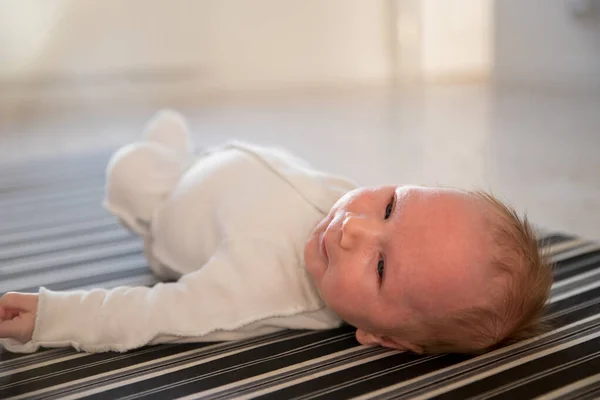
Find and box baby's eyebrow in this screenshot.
[379,265,395,300]
[384,233,405,281]
[392,191,399,213]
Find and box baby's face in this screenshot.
[304,185,495,341]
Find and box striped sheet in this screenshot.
[0,152,599,400]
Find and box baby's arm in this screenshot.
[0,239,284,353]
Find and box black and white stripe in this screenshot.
[1,152,599,399]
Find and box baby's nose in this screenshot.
[340,212,379,250]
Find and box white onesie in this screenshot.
[1,111,357,353]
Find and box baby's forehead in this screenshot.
[377,187,518,325]
[387,194,499,314]
[401,191,491,242]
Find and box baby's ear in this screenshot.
[143,109,193,157]
[355,329,423,354]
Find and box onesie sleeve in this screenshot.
[0,239,317,353]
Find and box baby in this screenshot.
[0,110,553,355]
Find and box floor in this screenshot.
[0,83,598,241]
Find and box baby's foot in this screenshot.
[143,109,193,156]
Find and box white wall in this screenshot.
[0,1,211,77]
[0,0,392,104]
[392,0,492,83]
[494,0,600,90]
[202,0,392,90]
[421,0,492,80]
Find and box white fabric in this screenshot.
[1,112,357,353]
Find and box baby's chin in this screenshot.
[303,218,331,282]
[303,229,321,274]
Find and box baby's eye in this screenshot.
[377,257,385,280]
[384,195,395,219]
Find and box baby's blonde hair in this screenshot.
[399,191,554,354]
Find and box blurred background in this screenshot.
[0,0,598,239]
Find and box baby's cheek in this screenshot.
[320,272,349,310]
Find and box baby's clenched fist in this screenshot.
[0,292,38,343]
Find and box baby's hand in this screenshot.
[0,292,38,343]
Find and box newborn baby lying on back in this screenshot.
[0,110,553,354]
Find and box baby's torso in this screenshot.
[139,142,358,337]
[150,145,327,277]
